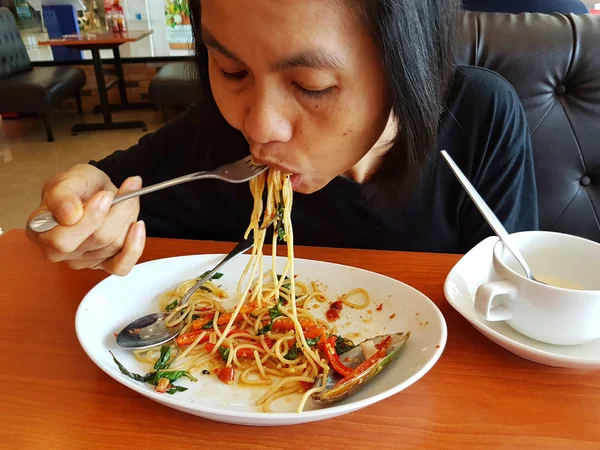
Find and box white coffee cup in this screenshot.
[474,231,600,346]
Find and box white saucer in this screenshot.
[443,236,600,369]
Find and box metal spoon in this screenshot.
[116,234,255,349]
[440,150,544,284]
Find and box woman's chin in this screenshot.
[291,174,315,194]
[290,174,330,195]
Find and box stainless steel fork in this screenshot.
[28,155,267,233]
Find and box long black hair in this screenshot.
[188,0,461,198]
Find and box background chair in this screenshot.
[462,0,590,14]
[148,61,203,123]
[458,11,600,242]
[0,7,85,142]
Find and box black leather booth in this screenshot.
[458,11,600,243]
[0,7,86,142]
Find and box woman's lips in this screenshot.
[251,157,296,175]
[250,156,302,188]
[290,174,301,189]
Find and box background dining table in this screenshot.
[1,229,598,449]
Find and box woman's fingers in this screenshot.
[78,176,142,253]
[41,164,114,226]
[36,190,114,260]
[95,220,146,276]
[27,165,144,275]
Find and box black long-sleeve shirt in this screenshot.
[91,65,539,254]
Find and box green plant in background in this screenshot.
[165,0,191,28]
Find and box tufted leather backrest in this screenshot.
[457,11,600,242]
[0,7,32,80]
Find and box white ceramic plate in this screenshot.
[76,254,447,426]
[444,237,600,369]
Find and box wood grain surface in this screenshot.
[0,229,598,450]
[38,30,153,46]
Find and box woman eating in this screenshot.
[26,0,538,275]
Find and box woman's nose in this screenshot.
[243,89,292,145]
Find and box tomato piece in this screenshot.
[227,329,252,338]
[333,349,387,388]
[176,330,210,347]
[205,342,257,359]
[155,377,170,393]
[303,326,323,339]
[262,337,275,348]
[204,342,216,353]
[300,381,314,392]
[235,348,256,358]
[192,313,245,331]
[319,335,353,377]
[270,318,323,339]
[375,336,392,351]
[326,300,343,322]
[217,367,235,384]
[177,328,251,347]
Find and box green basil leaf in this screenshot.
[198,270,224,281]
[165,298,179,311]
[110,351,153,382]
[167,385,188,394]
[202,318,214,330]
[305,337,320,347]
[218,346,230,362]
[268,304,282,321]
[284,343,299,360]
[257,303,283,335]
[257,323,272,335]
[335,336,355,355]
[276,224,286,242]
[154,370,198,383]
[276,274,291,288]
[153,345,172,370]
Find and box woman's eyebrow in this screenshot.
[202,28,241,61]
[272,50,344,72]
[202,27,343,72]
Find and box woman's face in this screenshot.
[202,0,391,193]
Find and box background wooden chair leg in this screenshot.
[43,112,55,142]
[75,94,83,114]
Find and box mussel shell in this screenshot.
[312,332,410,406]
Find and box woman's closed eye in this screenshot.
[219,69,334,100]
[221,69,248,81]
[293,82,334,99]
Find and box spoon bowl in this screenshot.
[116,312,182,349]
[115,234,256,349]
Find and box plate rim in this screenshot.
[443,236,600,367]
[75,252,448,420]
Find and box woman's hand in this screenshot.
[26,164,145,276]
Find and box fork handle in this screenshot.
[27,170,214,233]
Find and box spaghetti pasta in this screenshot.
[115,168,374,413]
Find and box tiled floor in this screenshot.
[0,109,164,234]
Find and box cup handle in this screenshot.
[474,281,516,321]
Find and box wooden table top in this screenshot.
[38,30,153,46]
[1,229,598,449]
